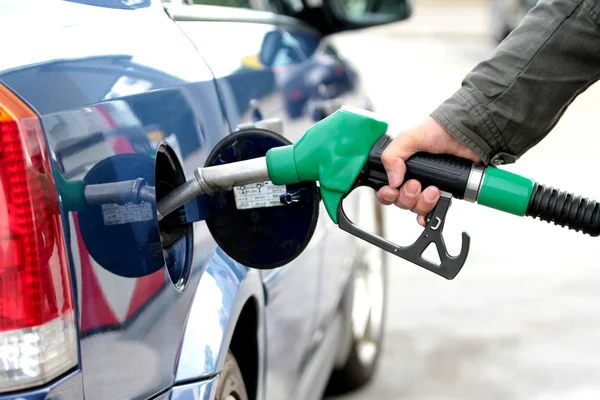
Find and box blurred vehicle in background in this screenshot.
[489,0,537,43]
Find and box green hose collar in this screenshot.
[477,166,535,216]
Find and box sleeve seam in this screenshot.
[458,87,507,152]
[583,0,600,27]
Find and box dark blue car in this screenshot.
[0,0,410,399]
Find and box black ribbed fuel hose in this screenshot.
[526,183,600,237]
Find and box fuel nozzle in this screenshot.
[155,106,600,279]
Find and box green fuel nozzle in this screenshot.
[156,106,600,280]
[266,107,389,223]
[263,106,600,279]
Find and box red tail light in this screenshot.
[0,84,77,391]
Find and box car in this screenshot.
[0,0,411,400]
[489,0,537,43]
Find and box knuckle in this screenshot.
[378,197,394,206]
[410,206,422,215]
[393,198,407,209]
[424,189,441,204]
[396,195,416,210]
[413,196,435,215]
[380,149,395,166]
[376,188,396,205]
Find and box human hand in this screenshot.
[376,117,482,226]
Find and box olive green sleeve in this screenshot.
[431,0,600,165]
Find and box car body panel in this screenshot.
[0,1,233,398]
[157,376,218,400]
[174,15,323,400]
[171,5,368,399]
[0,372,84,400]
[175,248,265,383]
[0,0,374,399]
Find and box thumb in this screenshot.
[380,130,420,188]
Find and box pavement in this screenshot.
[325,1,600,399]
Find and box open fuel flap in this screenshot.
[155,128,321,270]
[202,129,320,269]
[155,143,194,289]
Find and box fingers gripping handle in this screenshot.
[365,134,600,237]
[362,135,479,201]
[340,134,478,280]
[342,131,600,281]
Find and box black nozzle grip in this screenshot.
[361,134,475,199]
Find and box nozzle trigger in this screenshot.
[337,192,470,280]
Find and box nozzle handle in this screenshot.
[362,134,600,237]
[360,134,478,201]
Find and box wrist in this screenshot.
[416,117,481,164]
[426,114,483,164]
[421,116,451,138]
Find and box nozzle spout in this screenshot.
[157,179,202,221]
[156,157,269,221]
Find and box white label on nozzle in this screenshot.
[102,202,154,225]
[233,181,287,210]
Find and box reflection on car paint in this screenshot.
[0,0,375,398]
[157,376,218,400]
[171,11,369,399]
[0,3,231,393]
[174,20,359,127]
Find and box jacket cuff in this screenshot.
[431,86,510,166]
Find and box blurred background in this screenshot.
[324,0,600,399]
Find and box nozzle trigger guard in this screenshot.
[337,192,470,280]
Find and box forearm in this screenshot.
[432,0,600,165]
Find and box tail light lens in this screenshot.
[0,84,77,391]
